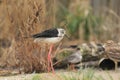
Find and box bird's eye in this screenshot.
[61,30,65,34]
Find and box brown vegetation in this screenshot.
[0,0,49,73]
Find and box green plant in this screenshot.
[32,74,41,80]
[66,7,102,41]
[60,68,98,80]
[106,71,113,80]
[82,68,95,80]
[61,72,80,80]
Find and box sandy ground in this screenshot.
[94,70,120,80]
[0,70,120,80]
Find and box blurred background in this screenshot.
[0,0,120,73]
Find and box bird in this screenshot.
[25,28,67,73]
[54,47,82,70]
[64,48,82,70]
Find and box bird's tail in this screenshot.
[53,59,68,66]
[53,60,63,66]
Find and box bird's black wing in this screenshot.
[32,28,58,38]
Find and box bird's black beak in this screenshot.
[65,34,71,40]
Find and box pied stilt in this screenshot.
[28,28,67,73]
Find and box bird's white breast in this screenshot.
[34,37,64,44]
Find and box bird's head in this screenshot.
[57,28,70,39]
[57,28,66,37]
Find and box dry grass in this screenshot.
[99,7,120,42]
[0,0,50,73]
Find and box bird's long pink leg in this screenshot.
[47,44,55,73]
[47,53,50,72]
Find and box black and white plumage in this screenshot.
[31,28,66,44]
[31,28,66,73]
[27,28,66,73]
